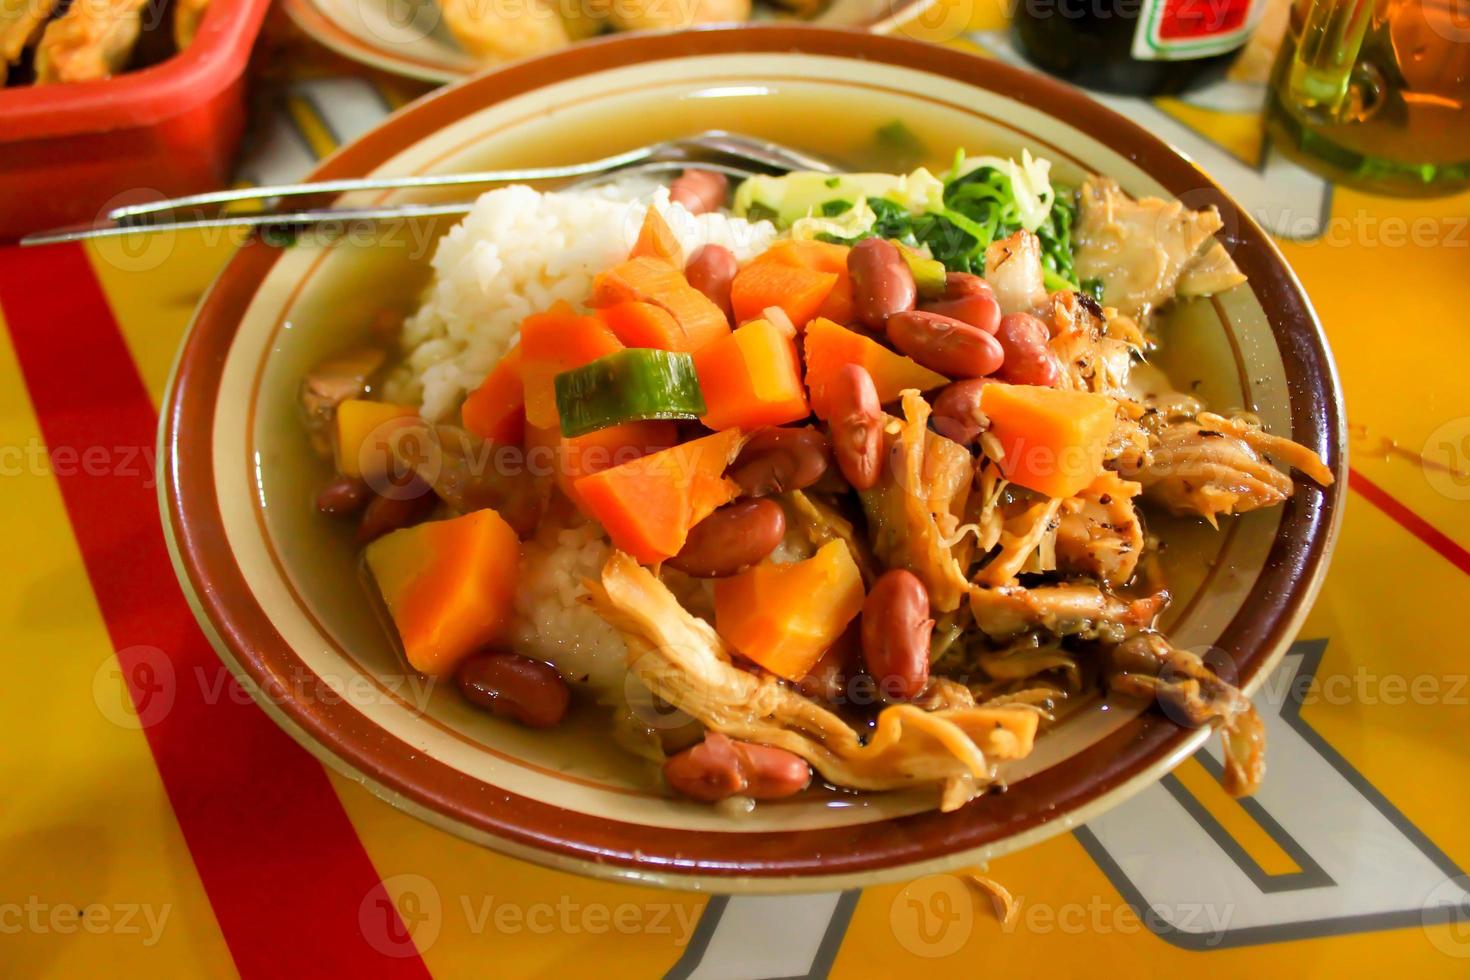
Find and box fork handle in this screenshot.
[22,202,478,246]
[106,146,657,223]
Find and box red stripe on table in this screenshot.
[0,245,431,979]
[1349,468,1470,578]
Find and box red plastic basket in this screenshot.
[0,0,270,241]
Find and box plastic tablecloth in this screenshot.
[3,6,1469,977]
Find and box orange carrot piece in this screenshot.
[519,301,623,429]
[551,420,680,509]
[980,382,1117,498]
[629,208,681,264]
[713,540,865,681]
[693,318,810,431]
[572,429,743,563]
[755,240,855,325]
[461,343,525,446]
[730,261,838,330]
[595,301,685,350]
[802,317,948,418]
[591,256,730,352]
[364,508,520,676]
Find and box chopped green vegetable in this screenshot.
[553,349,706,438]
[734,151,1082,290]
[896,244,947,298]
[1081,277,1106,303]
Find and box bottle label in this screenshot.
[1131,0,1263,61]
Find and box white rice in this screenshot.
[509,520,628,696]
[386,181,778,421]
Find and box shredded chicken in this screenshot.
[973,496,1063,587]
[300,347,387,457]
[1115,411,1332,526]
[860,392,974,612]
[587,553,1038,809]
[784,490,878,585]
[1197,412,1335,486]
[1106,632,1265,796]
[1055,471,1144,587]
[984,230,1048,314]
[1177,241,1248,298]
[1074,177,1236,321]
[969,583,1168,639]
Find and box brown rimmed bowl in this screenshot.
[161,26,1346,892]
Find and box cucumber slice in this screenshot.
[554,349,707,438]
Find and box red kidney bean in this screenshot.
[663,732,811,802]
[668,169,729,215]
[729,426,830,497]
[886,310,1005,378]
[455,650,570,728]
[356,475,435,542]
[920,277,1001,335]
[995,312,1061,387]
[685,244,738,321]
[848,238,916,329]
[929,378,996,446]
[667,499,786,578]
[316,475,370,516]
[861,569,934,701]
[829,364,883,491]
[941,272,993,298]
[796,629,857,703]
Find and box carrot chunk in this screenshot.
[754,240,855,325]
[532,419,680,509]
[692,318,810,431]
[519,302,623,430]
[591,256,730,352]
[461,343,525,446]
[629,208,682,264]
[730,261,837,330]
[365,508,520,676]
[980,382,1117,498]
[572,429,743,563]
[713,540,865,681]
[595,301,685,350]
[802,317,948,418]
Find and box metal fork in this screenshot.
[20,131,837,246]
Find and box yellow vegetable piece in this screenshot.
[334,399,417,479]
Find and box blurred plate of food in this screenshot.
[280,0,931,83]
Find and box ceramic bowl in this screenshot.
[162,27,1345,892]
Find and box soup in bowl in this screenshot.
[162,27,1344,891]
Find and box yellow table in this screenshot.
[3,8,1469,977]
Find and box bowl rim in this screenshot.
[278,0,936,84]
[161,25,1346,892]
